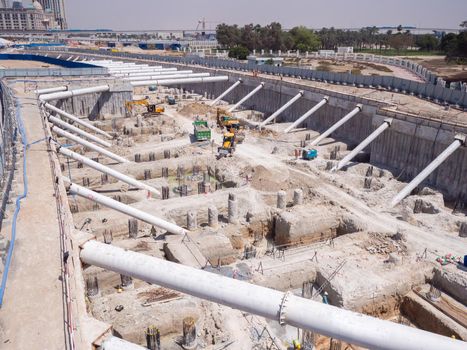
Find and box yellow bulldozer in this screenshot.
[217,132,236,158]
[216,108,245,143]
[125,97,165,117]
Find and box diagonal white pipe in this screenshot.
[332,118,392,172]
[39,85,110,102]
[227,82,264,113]
[391,134,465,207]
[124,73,209,82]
[35,86,67,95]
[52,126,129,164]
[130,76,229,87]
[284,96,329,133]
[80,240,466,350]
[58,147,160,196]
[260,91,303,128]
[100,336,146,350]
[110,68,175,75]
[68,183,186,235]
[115,70,192,78]
[309,104,362,147]
[48,116,111,148]
[210,79,242,107]
[43,103,112,139]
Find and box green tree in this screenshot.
[415,34,439,51]
[228,46,249,60]
[441,31,467,62]
[289,26,321,51]
[216,24,241,48]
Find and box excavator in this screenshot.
[216,108,245,143]
[125,97,165,117]
[217,132,236,158]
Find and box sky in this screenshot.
[38,0,467,30]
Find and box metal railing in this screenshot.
[0,80,19,229]
[31,47,467,109]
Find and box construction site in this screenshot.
[0,50,465,350]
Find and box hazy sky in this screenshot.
[58,0,467,30]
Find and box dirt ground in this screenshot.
[3,62,465,349]
[0,60,62,69]
[405,56,467,83]
[284,57,425,82]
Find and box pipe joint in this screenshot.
[356,103,363,110]
[455,133,466,145]
[279,291,293,325]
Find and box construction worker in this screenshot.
[292,339,301,350]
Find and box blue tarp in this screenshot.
[0,53,98,68]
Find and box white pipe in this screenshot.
[68,183,186,235]
[390,134,465,207]
[35,86,67,95]
[58,147,160,196]
[284,97,329,133]
[130,76,229,87]
[210,79,242,107]
[52,126,129,164]
[109,67,165,73]
[108,66,161,72]
[333,118,392,172]
[39,85,110,102]
[109,68,172,74]
[227,82,264,113]
[43,103,112,139]
[109,64,151,68]
[80,240,466,350]
[309,104,362,147]
[124,73,209,82]
[115,70,191,78]
[98,63,140,67]
[100,336,146,350]
[260,91,303,127]
[48,116,111,148]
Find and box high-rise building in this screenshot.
[37,0,66,29]
[0,1,58,31]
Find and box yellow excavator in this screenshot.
[217,132,236,158]
[125,97,165,117]
[216,108,245,143]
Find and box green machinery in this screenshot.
[193,120,211,142]
[302,149,318,160]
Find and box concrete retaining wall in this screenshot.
[52,83,131,119]
[184,76,467,201]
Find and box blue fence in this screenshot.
[0,53,99,68]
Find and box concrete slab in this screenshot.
[0,90,67,349]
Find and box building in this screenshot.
[337,46,354,54]
[247,56,284,66]
[0,1,58,31]
[37,0,66,29]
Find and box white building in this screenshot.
[337,47,354,54]
[37,0,67,29]
[0,1,58,30]
[247,56,284,66]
